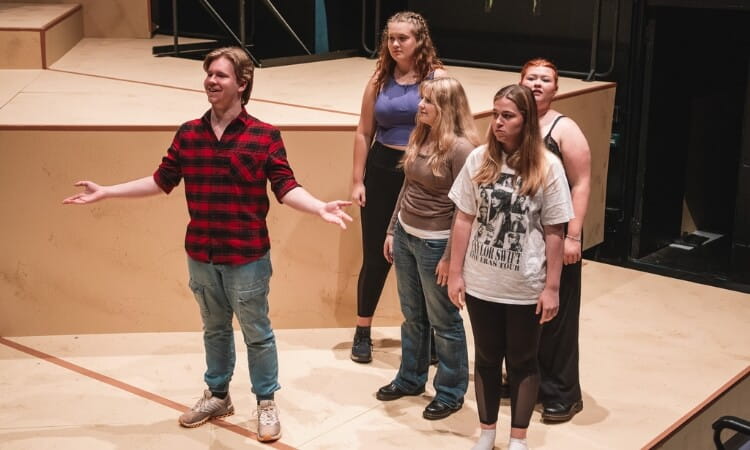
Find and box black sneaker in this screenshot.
[351,332,372,363]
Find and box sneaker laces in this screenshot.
[258,403,279,426]
[193,392,220,413]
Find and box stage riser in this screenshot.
[0,82,614,336]
[0,3,82,69]
[0,0,150,38]
[0,129,401,335]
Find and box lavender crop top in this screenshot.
[374,73,433,146]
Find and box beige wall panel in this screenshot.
[655,373,750,450]
[0,30,41,68]
[0,0,150,38]
[0,87,615,336]
[0,129,401,336]
[472,115,492,138]
[274,130,402,329]
[0,130,192,336]
[43,7,82,66]
[554,86,616,249]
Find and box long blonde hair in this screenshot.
[402,77,479,176]
[373,11,443,93]
[473,84,547,196]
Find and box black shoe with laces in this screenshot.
[351,329,372,363]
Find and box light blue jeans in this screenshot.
[187,253,279,400]
[391,223,469,408]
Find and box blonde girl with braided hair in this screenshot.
[350,11,446,364]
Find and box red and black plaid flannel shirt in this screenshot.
[153,108,300,265]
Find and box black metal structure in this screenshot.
[361,0,381,57]
[361,0,621,81]
[152,0,338,67]
[713,416,750,450]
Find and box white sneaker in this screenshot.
[256,400,282,442]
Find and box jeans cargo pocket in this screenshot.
[188,279,210,318]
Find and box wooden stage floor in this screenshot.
[1,259,749,449]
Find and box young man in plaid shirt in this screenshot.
[63,47,352,442]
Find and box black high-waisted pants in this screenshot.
[538,256,582,406]
[357,141,404,317]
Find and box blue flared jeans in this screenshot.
[187,253,279,400]
[391,223,469,408]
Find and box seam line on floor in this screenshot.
[0,336,298,450]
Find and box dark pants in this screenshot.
[357,141,404,317]
[466,295,542,428]
[538,258,582,406]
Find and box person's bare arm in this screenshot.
[351,76,379,207]
[557,118,591,265]
[62,176,163,205]
[447,209,474,309]
[281,187,353,230]
[536,223,564,323]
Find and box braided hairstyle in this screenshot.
[372,11,443,93]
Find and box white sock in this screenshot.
[471,428,496,450]
[508,437,528,450]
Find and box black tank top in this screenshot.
[543,115,566,159]
[544,115,571,188]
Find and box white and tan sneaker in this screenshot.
[256,399,282,442]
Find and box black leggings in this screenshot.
[357,141,405,318]
[466,295,542,428]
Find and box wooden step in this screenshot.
[0,2,82,69]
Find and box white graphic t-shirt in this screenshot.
[448,145,574,305]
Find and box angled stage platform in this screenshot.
[0,34,616,334]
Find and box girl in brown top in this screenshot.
[375,77,479,420]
